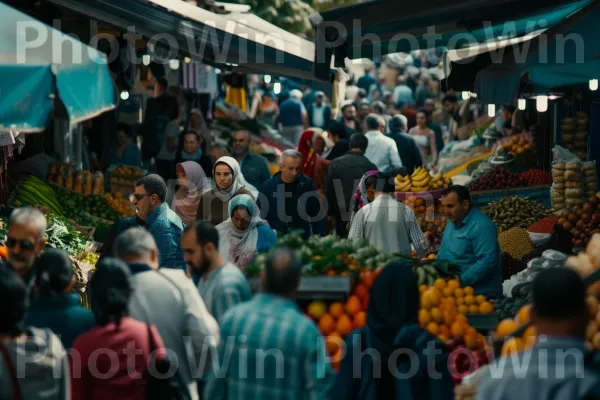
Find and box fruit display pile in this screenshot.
[556,195,600,248]
[401,196,447,243]
[79,252,100,266]
[498,228,535,260]
[560,112,589,161]
[104,193,136,217]
[108,165,146,194]
[519,169,552,186]
[481,196,553,233]
[414,260,460,286]
[53,187,123,222]
[418,279,494,345]
[469,167,525,192]
[494,306,537,357]
[12,176,65,216]
[394,168,452,192]
[501,136,534,155]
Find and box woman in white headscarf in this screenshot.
[196,156,255,226]
[216,194,277,270]
[172,161,210,226]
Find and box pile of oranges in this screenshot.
[418,279,494,350]
[306,269,380,369]
[104,193,136,217]
[495,304,537,356]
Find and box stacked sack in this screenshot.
[551,162,567,212]
[565,162,585,209]
[560,112,589,161]
[584,161,597,199]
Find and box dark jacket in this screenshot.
[25,292,96,349]
[258,172,326,238]
[325,151,376,237]
[385,131,423,174]
[100,216,145,261]
[331,324,454,400]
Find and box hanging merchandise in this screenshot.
[560,112,589,161]
[583,161,598,199]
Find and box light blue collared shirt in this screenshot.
[146,203,185,269]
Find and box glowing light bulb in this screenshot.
[518,98,526,110]
[169,59,180,70]
[264,75,272,84]
[536,95,548,112]
[462,91,469,100]
[273,82,281,95]
[142,55,150,66]
[120,91,130,100]
[487,104,495,117]
[589,79,598,91]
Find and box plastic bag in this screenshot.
[528,232,552,247]
[552,145,580,166]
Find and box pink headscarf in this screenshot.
[172,161,209,226]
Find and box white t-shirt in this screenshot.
[156,120,180,161]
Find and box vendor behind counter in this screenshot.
[437,185,502,298]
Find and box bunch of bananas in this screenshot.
[394,168,452,193]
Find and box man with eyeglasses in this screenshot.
[131,174,185,269]
[3,207,47,287]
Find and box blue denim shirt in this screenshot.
[146,203,185,269]
[239,152,271,190]
[478,337,600,400]
[437,208,502,297]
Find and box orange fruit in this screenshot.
[479,302,494,314]
[496,319,518,339]
[447,279,460,291]
[456,297,464,306]
[307,301,327,320]
[345,296,362,316]
[464,295,475,306]
[501,337,525,356]
[319,314,335,336]
[458,305,468,314]
[451,321,466,337]
[454,288,465,298]
[475,295,486,305]
[516,305,531,324]
[329,302,345,318]
[325,332,342,358]
[523,326,537,339]
[442,287,453,298]
[439,325,451,337]
[426,322,440,336]
[464,332,478,350]
[419,284,428,294]
[443,309,456,326]
[464,286,475,296]
[353,311,367,329]
[434,279,446,291]
[455,314,468,325]
[430,307,443,324]
[354,284,369,302]
[468,305,479,314]
[422,288,440,308]
[360,271,374,288]
[336,315,353,336]
[438,334,449,343]
[419,309,432,326]
[444,297,456,305]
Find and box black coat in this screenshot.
[385,131,423,174]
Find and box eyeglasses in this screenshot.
[5,237,35,250]
[133,193,151,201]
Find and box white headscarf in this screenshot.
[213,156,257,200]
[216,194,268,270]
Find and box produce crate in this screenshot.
[471,185,551,208]
[466,313,499,334]
[248,276,351,300]
[106,164,147,195]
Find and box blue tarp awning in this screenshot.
[0,1,115,132]
[313,0,590,79]
[452,0,600,103]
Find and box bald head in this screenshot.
[263,247,301,297]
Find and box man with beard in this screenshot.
[329,102,358,138]
[181,220,252,324]
[231,129,271,190]
[114,227,218,400]
[3,207,47,287]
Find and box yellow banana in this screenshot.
[431,173,443,183]
[394,175,409,186]
[412,173,431,184]
[411,186,429,192]
[412,179,431,188]
[396,180,412,191]
[411,167,424,178]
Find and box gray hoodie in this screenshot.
[0,328,69,400]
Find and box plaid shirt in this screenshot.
[204,293,334,400]
[146,203,185,269]
[348,194,428,257]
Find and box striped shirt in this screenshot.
[197,263,252,324]
[348,194,428,257]
[204,293,334,400]
[146,203,186,269]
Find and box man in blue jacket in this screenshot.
[257,150,326,238]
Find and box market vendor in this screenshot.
[2,207,47,288]
[438,185,502,298]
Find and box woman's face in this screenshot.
[177,165,187,188]
[215,164,233,190]
[314,136,325,154]
[416,112,427,127]
[232,207,251,231]
[366,184,375,202]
